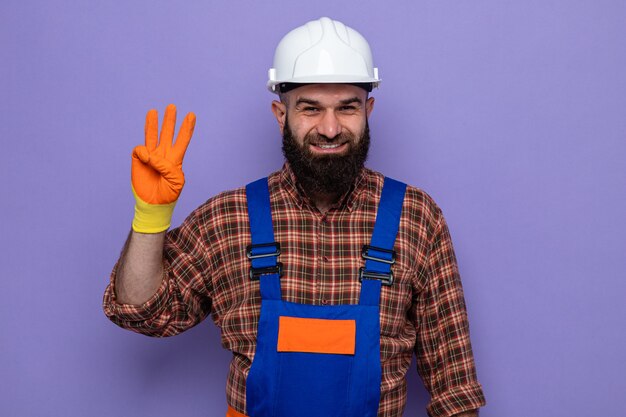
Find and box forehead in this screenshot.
[286,84,368,105]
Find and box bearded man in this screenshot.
[103,17,486,417]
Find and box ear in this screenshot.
[365,97,375,118]
[271,100,287,134]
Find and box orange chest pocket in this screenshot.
[277,316,356,355]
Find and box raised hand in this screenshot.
[130,104,196,233]
[132,104,196,204]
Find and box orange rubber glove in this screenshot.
[131,104,196,233]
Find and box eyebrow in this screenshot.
[294,97,364,107]
[338,97,363,106]
[295,98,321,106]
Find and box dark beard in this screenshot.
[282,118,370,197]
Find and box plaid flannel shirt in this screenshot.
[103,163,486,417]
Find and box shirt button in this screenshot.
[322,256,329,262]
[321,299,328,305]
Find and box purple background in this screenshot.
[2,1,625,416]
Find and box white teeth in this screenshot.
[317,143,341,149]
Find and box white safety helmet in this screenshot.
[268,17,381,94]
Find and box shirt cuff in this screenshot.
[427,382,486,417]
[102,261,171,323]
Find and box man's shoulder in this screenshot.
[365,168,442,223]
[191,185,247,220]
[404,183,442,221]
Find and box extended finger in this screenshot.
[172,112,196,163]
[145,109,158,151]
[159,104,177,152]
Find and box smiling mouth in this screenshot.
[309,142,349,154]
[314,143,343,149]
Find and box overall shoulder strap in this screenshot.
[359,177,407,306]
[246,178,281,300]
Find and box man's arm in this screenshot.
[103,104,211,336]
[115,103,192,305]
[115,230,165,305]
[103,205,213,337]
[413,206,486,416]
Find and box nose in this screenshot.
[315,111,342,139]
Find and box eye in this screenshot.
[304,106,319,112]
[340,105,358,113]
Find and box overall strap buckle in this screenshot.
[361,244,396,264]
[249,264,283,280]
[247,242,283,280]
[246,242,281,259]
[359,244,395,286]
[359,267,393,286]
